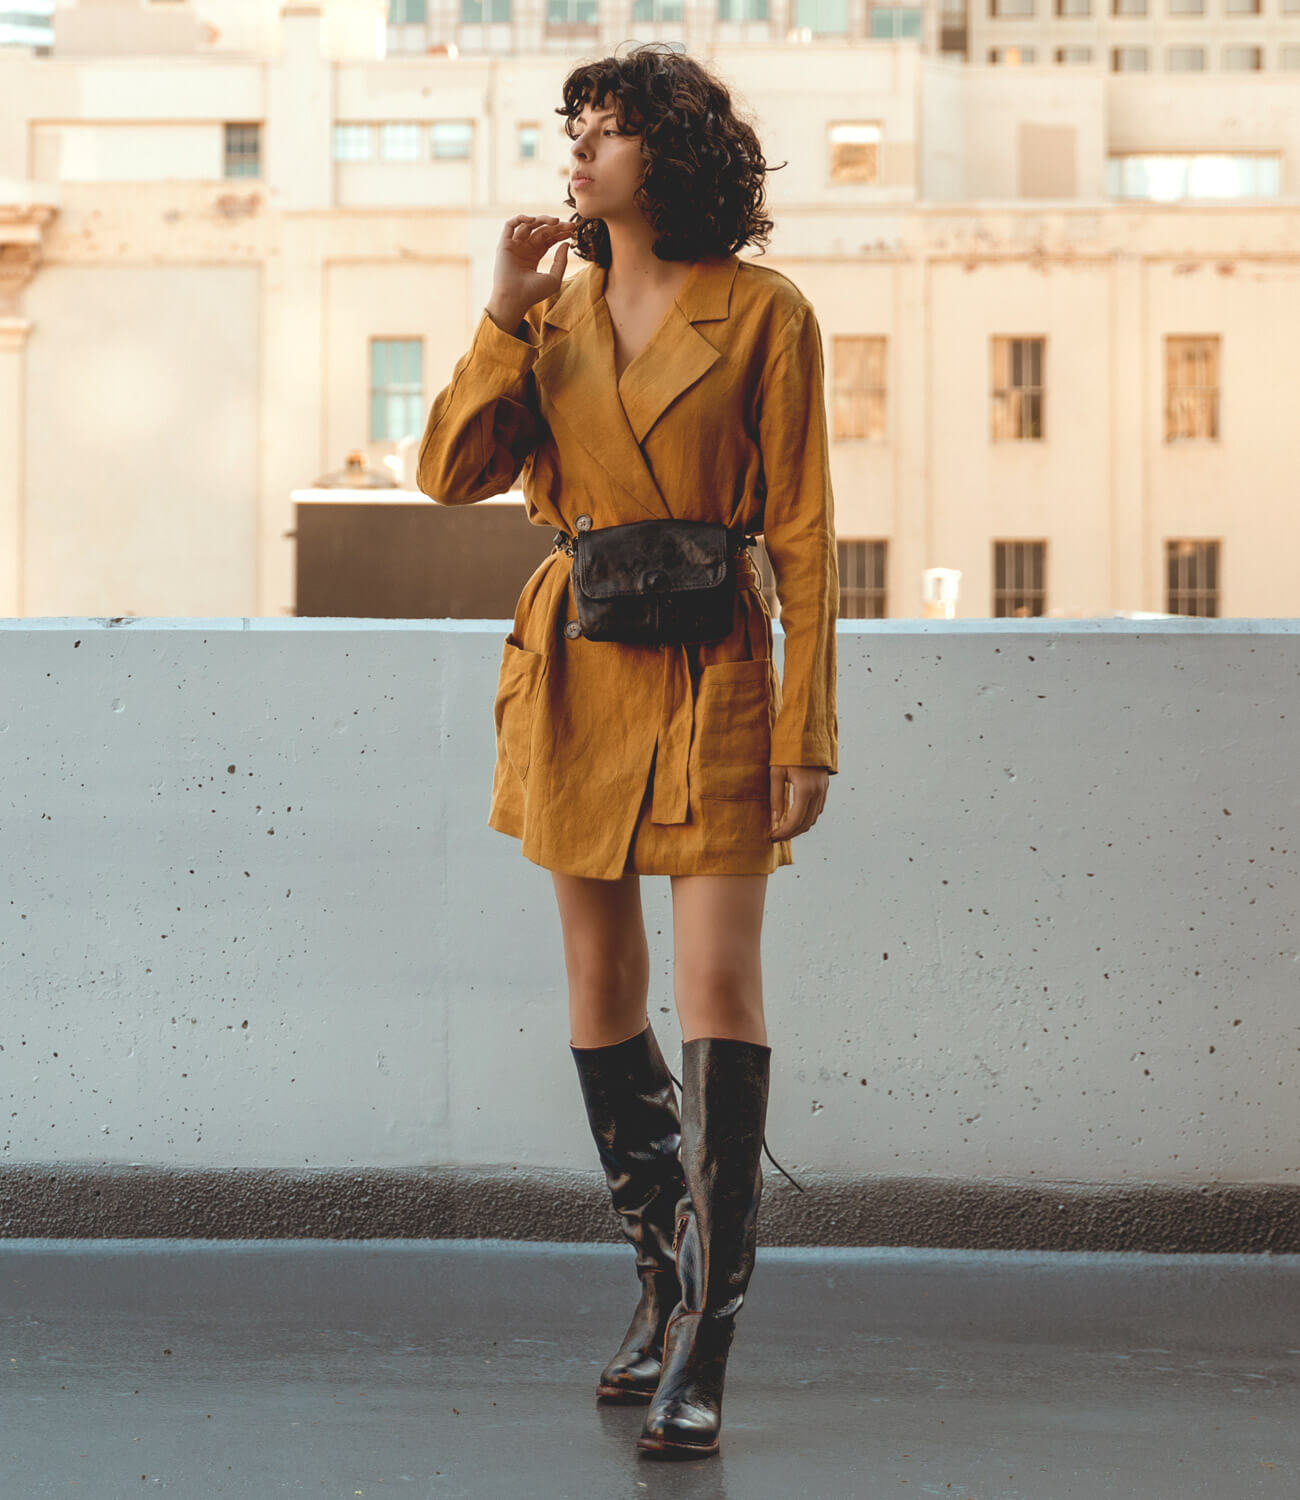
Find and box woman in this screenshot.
[417,44,839,1460]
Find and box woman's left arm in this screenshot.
[754,301,840,838]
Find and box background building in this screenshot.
[1,0,1298,619]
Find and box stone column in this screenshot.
[0,203,57,617]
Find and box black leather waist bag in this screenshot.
[555,517,758,646]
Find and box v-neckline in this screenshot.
[601,259,702,400]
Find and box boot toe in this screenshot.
[596,1352,662,1402]
[636,1395,720,1456]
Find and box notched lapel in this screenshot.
[535,301,668,522]
[533,254,740,523]
[616,310,721,448]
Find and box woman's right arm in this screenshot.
[416,215,575,506]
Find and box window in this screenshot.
[223,123,260,179]
[829,122,882,184]
[1111,46,1150,70]
[792,0,850,30]
[1111,0,1146,13]
[832,336,887,442]
[993,542,1046,617]
[870,5,924,36]
[333,124,372,162]
[517,123,540,160]
[755,537,887,620]
[1284,0,1300,11]
[718,0,769,15]
[1167,0,1204,12]
[431,122,473,160]
[990,0,1033,13]
[1282,45,1300,68]
[1107,153,1280,200]
[632,0,686,17]
[370,339,423,443]
[1223,0,1259,11]
[387,0,426,19]
[380,123,422,162]
[1055,0,1089,12]
[837,540,888,619]
[547,0,599,19]
[1164,336,1219,442]
[1223,45,1262,70]
[1056,45,1094,62]
[1166,541,1219,617]
[939,0,967,52]
[991,337,1045,441]
[1166,45,1206,70]
[461,0,511,18]
[989,45,1037,62]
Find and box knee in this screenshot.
[674,955,760,1013]
[566,940,650,1002]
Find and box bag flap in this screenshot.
[574,520,730,600]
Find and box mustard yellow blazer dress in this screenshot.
[416,250,839,881]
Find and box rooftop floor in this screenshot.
[4,1239,1296,1498]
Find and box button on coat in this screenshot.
[416,251,839,880]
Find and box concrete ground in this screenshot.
[2,1239,1296,1499]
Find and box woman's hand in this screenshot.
[490,214,576,322]
[770,766,829,841]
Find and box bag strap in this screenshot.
[553,524,758,559]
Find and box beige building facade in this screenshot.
[1,0,1298,619]
[959,0,1300,75]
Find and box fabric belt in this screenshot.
[651,642,693,824]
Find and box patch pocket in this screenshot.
[493,633,547,782]
[692,657,774,802]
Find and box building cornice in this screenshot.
[0,193,60,317]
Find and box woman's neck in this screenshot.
[602,224,694,302]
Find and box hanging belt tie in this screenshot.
[666,1065,806,1194]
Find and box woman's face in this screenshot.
[567,93,645,219]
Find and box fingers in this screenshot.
[770,768,789,838]
[503,215,575,243]
[772,793,819,841]
[770,771,827,842]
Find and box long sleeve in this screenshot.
[416,303,545,505]
[755,300,840,774]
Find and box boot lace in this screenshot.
[667,1066,806,1194]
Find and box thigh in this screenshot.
[669,873,769,1044]
[551,871,652,1047]
[550,869,650,982]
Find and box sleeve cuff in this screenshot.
[771,747,838,774]
[473,307,541,370]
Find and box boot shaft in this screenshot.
[673,1036,771,1318]
[570,1021,687,1274]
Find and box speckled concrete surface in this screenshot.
[2,1239,1296,1499]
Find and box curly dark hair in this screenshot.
[557,43,786,267]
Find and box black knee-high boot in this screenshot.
[636,1036,770,1459]
[570,1021,689,1402]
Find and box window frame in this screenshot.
[991,336,1046,443]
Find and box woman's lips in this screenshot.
[572,177,593,188]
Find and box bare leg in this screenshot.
[551,870,652,1048]
[668,873,769,1046]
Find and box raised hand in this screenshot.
[488,214,577,331]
